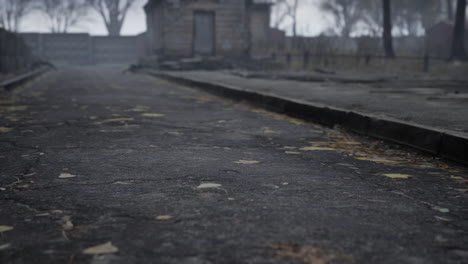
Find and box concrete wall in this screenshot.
[21,33,145,65]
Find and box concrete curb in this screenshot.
[150,71,468,166]
[0,66,50,91]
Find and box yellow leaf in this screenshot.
[155,215,174,221]
[0,127,13,133]
[0,225,14,232]
[103,118,134,122]
[450,176,464,180]
[285,151,301,155]
[83,242,119,255]
[383,174,413,179]
[235,160,260,164]
[58,173,76,179]
[300,147,336,151]
[142,113,165,117]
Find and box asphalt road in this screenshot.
[0,66,467,264]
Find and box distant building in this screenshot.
[425,21,468,58]
[144,0,272,59]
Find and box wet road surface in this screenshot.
[0,66,467,264]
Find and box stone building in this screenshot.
[144,0,272,59]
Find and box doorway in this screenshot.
[193,11,215,56]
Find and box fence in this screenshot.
[269,52,454,73]
[0,29,33,73]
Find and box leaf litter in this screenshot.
[266,242,354,264]
[301,131,454,170]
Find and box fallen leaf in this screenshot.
[235,160,260,164]
[197,183,222,189]
[35,213,51,217]
[433,207,450,213]
[0,243,11,251]
[0,105,28,112]
[103,118,134,123]
[72,225,97,232]
[285,151,301,155]
[83,242,118,255]
[155,215,174,221]
[383,174,414,179]
[261,127,276,134]
[142,113,165,117]
[301,147,336,151]
[357,157,403,165]
[167,131,182,136]
[58,173,76,179]
[454,188,468,192]
[0,226,14,233]
[267,243,353,264]
[450,176,464,180]
[0,127,13,133]
[61,216,74,231]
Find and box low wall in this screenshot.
[0,29,32,73]
[21,33,147,65]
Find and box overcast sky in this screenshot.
[19,1,330,36]
[20,0,148,35]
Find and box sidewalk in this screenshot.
[150,70,468,165]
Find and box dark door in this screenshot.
[193,11,215,56]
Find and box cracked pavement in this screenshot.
[0,66,467,264]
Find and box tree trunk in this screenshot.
[450,0,467,60]
[446,0,454,21]
[104,4,123,36]
[382,0,395,58]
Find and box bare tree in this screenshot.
[86,0,136,36]
[272,0,301,37]
[39,0,88,33]
[450,0,467,60]
[382,0,395,58]
[0,0,35,32]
